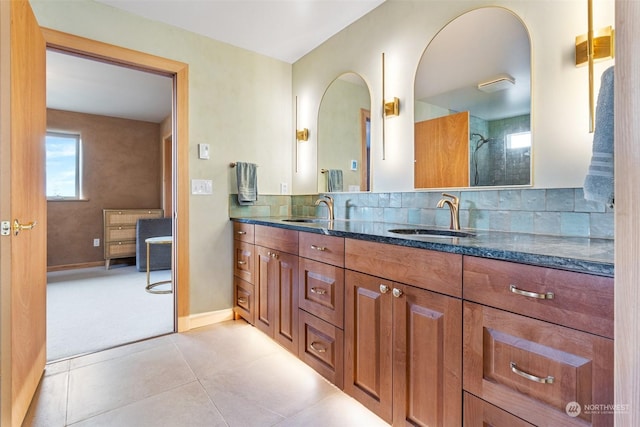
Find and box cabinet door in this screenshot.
[344,270,393,424]
[393,284,462,426]
[255,246,276,336]
[274,251,299,354]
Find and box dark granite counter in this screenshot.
[232,217,614,278]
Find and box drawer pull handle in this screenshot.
[510,362,554,384]
[310,244,327,251]
[310,342,327,353]
[236,231,247,235]
[310,287,327,295]
[380,284,390,294]
[392,288,403,298]
[509,285,554,300]
[237,261,247,265]
[237,297,247,304]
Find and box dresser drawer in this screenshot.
[299,258,344,328]
[299,232,344,267]
[463,393,535,427]
[298,310,344,389]
[233,222,254,243]
[463,302,613,426]
[105,226,136,241]
[234,277,255,325]
[105,241,136,258]
[104,209,162,226]
[463,256,613,338]
[255,225,298,255]
[234,240,255,284]
[345,239,462,297]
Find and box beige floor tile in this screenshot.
[71,381,227,427]
[22,371,69,427]
[66,342,195,424]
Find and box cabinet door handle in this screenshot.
[510,362,554,384]
[310,287,327,295]
[237,297,247,304]
[237,260,247,265]
[380,284,390,294]
[236,230,247,235]
[267,251,279,259]
[310,244,327,251]
[392,288,403,298]
[509,284,554,300]
[310,342,327,353]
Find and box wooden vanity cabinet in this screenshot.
[297,232,345,388]
[344,239,463,426]
[233,222,255,324]
[463,256,614,427]
[254,225,299,355]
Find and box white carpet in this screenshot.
[47,265,174,361]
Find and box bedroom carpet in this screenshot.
[47,265,174,362]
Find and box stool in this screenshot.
[145,236,172,294]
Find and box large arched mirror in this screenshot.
[414,7,531,188]
[317,73,371,192]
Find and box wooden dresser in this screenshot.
[103,209,163,269]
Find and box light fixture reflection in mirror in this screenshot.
[317,72,371,192]
[414,7,532,188]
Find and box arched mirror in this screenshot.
[317,73,371,192]
[414,7,531,188]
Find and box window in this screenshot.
[506,131,531,149]
[45,131,81,199]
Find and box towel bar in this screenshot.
[230,162,259,168]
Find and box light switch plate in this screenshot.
[198,143,210,160]
[191,179,213,195]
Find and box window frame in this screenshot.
[45,131,82,201]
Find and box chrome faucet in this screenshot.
[436,193,460,231]
[315,195,334,221]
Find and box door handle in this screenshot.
[13,219,37,236]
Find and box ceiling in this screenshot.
[47,0,385,122]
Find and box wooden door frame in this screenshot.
[40,28,190,332]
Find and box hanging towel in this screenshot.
[327,169,343,192]
[584,66,615,208]
[236,162,258,205]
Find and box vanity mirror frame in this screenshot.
[413,6,533,189]
[317,72,372,193]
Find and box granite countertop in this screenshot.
[232,217,614,278]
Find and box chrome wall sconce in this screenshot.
[384,97,399,117]
[296,128,309,141]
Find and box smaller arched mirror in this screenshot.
[317,73,371,192]
[414,7,531,188]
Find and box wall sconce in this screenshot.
[384,97,400,117]
[296,128,309,141]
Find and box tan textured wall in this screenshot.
[46,109,162,268]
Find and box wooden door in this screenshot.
[414,111,469,188]
[273,252,298,354]
[344,270,393,424]
[0,0,47,425]
[393,284,462,426]
[255,246,275,336]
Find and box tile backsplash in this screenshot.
[230,188,613,240]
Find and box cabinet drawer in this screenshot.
[463,393,534,427]
[463,256,613,338]
[104,209,162,225]
[234,277,255,325]
[463,302,613,426]
[105,226,136,242]
[234,241,255,284]
[299,258,344,328]
[233,222,254,243]
[299,232,344,267]
[298,310,344,389]
[255,225,298,255]
[105,242,136,258]
[345,238,462,297]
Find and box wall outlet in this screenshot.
[280,183,288,194]
[93,238,100,247]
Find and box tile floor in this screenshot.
[23,320,390,426]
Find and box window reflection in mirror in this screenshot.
[414,7,531,188]
[317,73,371,192]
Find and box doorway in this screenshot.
[41,28,191,359]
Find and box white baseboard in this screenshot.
[187,308,234,330]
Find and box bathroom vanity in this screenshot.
[231,218,613,426]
